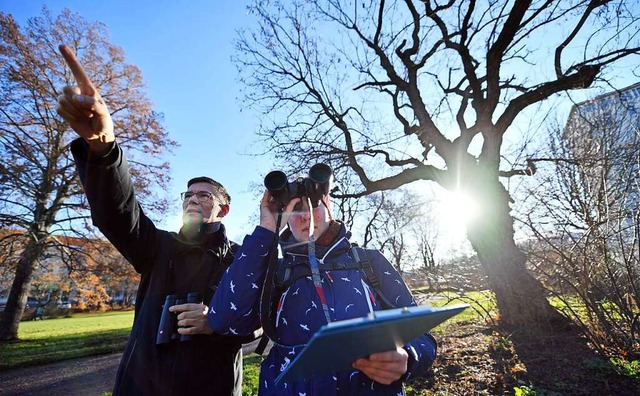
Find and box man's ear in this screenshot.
[218,204,230,219]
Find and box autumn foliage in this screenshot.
[0,8,175,340]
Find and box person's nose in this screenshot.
[187,194,200,205]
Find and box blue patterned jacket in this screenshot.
[209,223,437,395]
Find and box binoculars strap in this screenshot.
[308,237,332,324]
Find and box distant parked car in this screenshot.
[25,297,38,309]
[1,297,41,311]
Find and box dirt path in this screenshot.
[0,353,119,396]
[0,341,262,395]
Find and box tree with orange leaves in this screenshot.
[0,8,175,340]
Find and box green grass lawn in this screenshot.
[0,293,485,371]
[0,310,134,370]
[0,309,266,394]
[426,290,496,324]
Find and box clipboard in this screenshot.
[275,304,468,384]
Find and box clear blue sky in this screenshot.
[3,0,269,241]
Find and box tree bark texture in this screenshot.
[465,179,567,327]
[0,238,45,341]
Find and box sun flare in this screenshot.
[438,190,480,230]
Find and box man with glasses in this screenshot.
[57,45,246,396]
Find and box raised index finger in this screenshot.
[59,45,96,96]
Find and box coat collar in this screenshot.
[175,222,229,253]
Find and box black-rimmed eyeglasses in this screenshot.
[180,191,214,202]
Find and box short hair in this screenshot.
[187,176,231,204]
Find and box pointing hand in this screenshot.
[56,45,114,153]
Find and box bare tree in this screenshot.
[412,222,439,289]
[362,190,427,274]
[235,0,640,326]
[0,8,176,340]
[521,87,640,353]
[335,186,442,285]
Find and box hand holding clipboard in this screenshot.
[275,304,469,384]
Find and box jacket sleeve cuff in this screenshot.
[70,138,118,166]
[402,332,438,382]
[402,344,420,381]
[253,225,276,242]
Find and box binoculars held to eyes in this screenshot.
[264,164,332,208]
[156,292,202,345]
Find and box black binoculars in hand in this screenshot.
[264,164,332,208]
[156,292,202,345]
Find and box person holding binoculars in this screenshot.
[209,165,438,395]
[56,45,248,396]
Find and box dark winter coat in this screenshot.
[209,223,437,395]
[71,139,244,396]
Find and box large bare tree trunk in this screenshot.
[0,237,45,340]
[466,180,566,327]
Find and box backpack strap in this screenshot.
[274,254,363,288]
[254,332,271,355]
[351,246,397,309]
[254,253,283,355]
[257,208,288,350]
[272,245,399,310]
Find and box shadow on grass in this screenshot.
[500,324,640,396]
[403,319,639,396]
[406,321,523,395]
